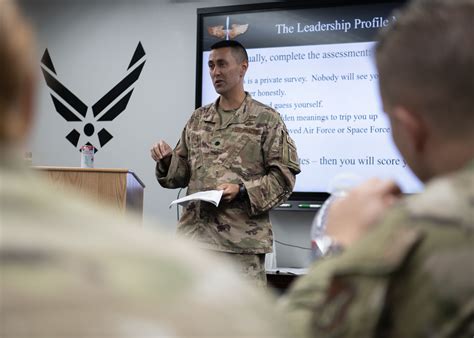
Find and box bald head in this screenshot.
[0,0,35,144]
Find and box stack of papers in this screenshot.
[169,190,223,208]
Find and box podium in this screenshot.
[34,167,145,217]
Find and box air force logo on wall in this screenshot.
[208,16,248,40]
[40,42,146,152]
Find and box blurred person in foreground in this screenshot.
[281,0,474,337]
[0,1,291,337]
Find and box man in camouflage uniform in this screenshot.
[281,0,474,336]
[151,40,300,286]
[0,2,293,337]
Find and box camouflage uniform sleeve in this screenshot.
[282,164,474,338]
[280,208,426,338]
[278,262,333,338]
[155,126,191,189]
[244,113,301,216]
[282,200,474,338]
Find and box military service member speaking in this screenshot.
[151,40,300,286]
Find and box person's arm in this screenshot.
[151,140,171,174]
[245,114,301,216]
[151,127,191,189]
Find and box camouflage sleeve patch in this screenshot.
[311,277,356,335]
[282,133,301,174]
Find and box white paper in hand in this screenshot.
[169,190,223,208]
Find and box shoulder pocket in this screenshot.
[283,134,301,173]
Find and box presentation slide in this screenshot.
[198,2,423,194]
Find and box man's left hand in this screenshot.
[217,183,240,202]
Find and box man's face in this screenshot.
[208,47,246,96]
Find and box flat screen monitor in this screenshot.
[196,0,423,204]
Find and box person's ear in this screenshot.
[240,61,248,77]
[392,106,428,153]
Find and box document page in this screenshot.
[169,190,223,208]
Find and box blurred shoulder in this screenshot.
[1,167,292,337]
[402,162,474,229]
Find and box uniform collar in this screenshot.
[203,93,252,128]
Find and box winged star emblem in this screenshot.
[40,42,146,152]
[208,16,248,40]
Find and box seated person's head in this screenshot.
[0,0,35,147]
[376,0,474,181]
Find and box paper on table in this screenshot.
[169,190,223,208]
[265,268,308,275]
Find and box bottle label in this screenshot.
[80,145,94,168]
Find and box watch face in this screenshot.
[239,183,246,199]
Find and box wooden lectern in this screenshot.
[34,167,145,218]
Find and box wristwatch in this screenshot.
[238,182,247,200]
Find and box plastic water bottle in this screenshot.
[80,145,94,168]
[310,173,361,260]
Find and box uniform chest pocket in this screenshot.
[222,132,263,178]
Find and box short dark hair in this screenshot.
[210,40,248,64]
[376,0,474,137]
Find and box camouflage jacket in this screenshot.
[1,157,293,338]
[281,159,474,338]
[156,94,300,253]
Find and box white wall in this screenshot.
[20,0,314,267]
